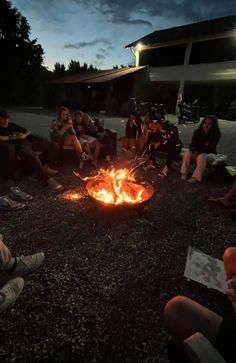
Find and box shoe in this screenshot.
[10,186,33,201]
[47,178,63,192]
[158,165,169,179]
[44,165,59,176]
[81,152,92,161]
[0,252,45,286]
[0,277,24,312]
[187,177,201,184]
[0,196,25,211]
[181,174,187,180]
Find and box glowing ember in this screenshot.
[63,192,83,200]
[76,168,154,206]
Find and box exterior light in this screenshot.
[136,43,143,50]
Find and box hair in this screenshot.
[0,109,9,119]
[74,110,84,118]
[57,106,69,121]
[198,115,221,137]
[128,111,142,123]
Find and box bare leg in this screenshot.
[180,150,192,176]
[192,153,207,182]
[82,142,93,159]
[92,141,101,167]
[164,295,222,343]
[63,135,83,159]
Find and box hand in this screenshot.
[15,133,25,140]
[227,288,236,311]
[67,119,73,126]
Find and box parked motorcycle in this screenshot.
[178,99,200,124]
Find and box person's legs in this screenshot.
[223,247,236,280]
[31,139,58,167]
[191,153,207,182]
[0,237,15,271]
[164,295,223,343]
[15,142,49,183]
[63,135,83,159]
[91,141,101,167]
[180,150,192,176]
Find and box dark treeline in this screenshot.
[0,0,110,106]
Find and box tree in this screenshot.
[53,62,66,77]
[0,0,44,104]
[67,59,81,74]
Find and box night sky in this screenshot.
[11,0,236,70]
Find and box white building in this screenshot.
[125,14,236,118]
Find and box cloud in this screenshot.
[64,38,112,49]
[98,48,109,56]
[96,53,106,59]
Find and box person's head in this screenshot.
[74,110,84,124]
[148,117,163,132]
[0,109,9,128]
[58,107,69,122]
[199,115,220,136]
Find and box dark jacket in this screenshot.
[190,129,220,154]
[143,122,182,153]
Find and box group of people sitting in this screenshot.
[0,107,114,192]
[121,111,221,182]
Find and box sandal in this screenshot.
[0,196,25,211]
[158,171,168,179]
[10,186,33,201]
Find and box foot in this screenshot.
[0,277,24,312]
[158,165,169,179]
[187,177,201,184]
[81,152,92,161]
[44,165,59,176]
[0,252,45,286]
[181,173,187,181]
[47,178,63,192]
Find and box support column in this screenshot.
[175,41,193,114]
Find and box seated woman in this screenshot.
[51,107,91,167]
[73,111,102,168]
[164,247,236,363]
[122,112,143,158]
[73,110,113,161]
[180,115,221,183]
[141,116,182,178]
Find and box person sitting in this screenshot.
[73,111,102,168]
[180,115,221,183]
[141,116,182,178]
[121,112,143,158]
[164,247,236,363]
[209,179,236,214]
[0,109,62,191]
[51,107,91,168]
[0,233,45,312]
[73,110,113,161]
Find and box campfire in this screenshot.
[75,167,154,207]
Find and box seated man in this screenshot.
[0,109,62,191]
[140,117,182,178]
[164,247,236,363]
[0,233,45,312]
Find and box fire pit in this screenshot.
[84,168,154,210]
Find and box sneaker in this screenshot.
[10,186,33,201]
[0,252,45,286]
[47,178,63,192]
[0,196,25,211]
[0,277,24,312]
[44,165,59,176]
[81,152,92,161]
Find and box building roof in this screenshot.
[125,14,236,48]
[49,66,147,85]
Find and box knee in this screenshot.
[223,247,236,267]
[183,150,191,159]
[196,153,206,162]
[164,295,189,325]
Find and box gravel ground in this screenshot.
[0,109,235,362]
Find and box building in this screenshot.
[125,14,236,118]
[48,67,148,114]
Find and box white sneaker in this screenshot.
[81,152,92,161]
[47,178,63,192]
[0,277,24,312]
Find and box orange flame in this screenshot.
[85,168,151,205]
